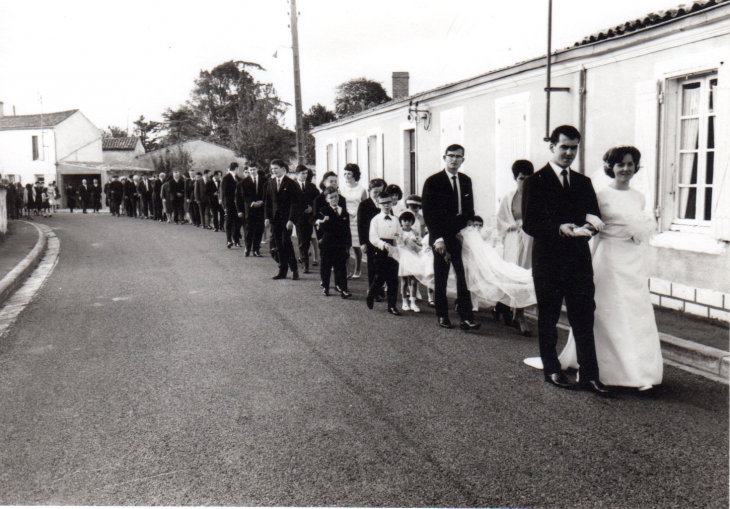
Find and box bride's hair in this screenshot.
[603,146,642,178]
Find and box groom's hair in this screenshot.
[444,144,465,156]
[603,146,642,178]
[549,125,581,144]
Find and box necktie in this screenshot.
[451,175,461,215]
[253,175,257,194]
[561,169,570,191]
[277,178,281,191]
[301,182,305,192]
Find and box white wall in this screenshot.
[55,111,103,163]
[0,128,57,184]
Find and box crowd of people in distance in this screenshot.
[3,179,62,219]
[4,124,663,395]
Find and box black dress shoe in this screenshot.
[272,273,287,280]
[235,242,241,247]
[544,372,578,389]
[366,295,374,309]
[303,268,311,274]
[460,320,482,331]
[245,251,250,257]
[388,307,401,316]
[579,379,612,395]
[292,272,300,280]
[340,290,352,299]
[322,288,330,296]
[438,317,453,329]
[227,242,233,249]
[253,251,262,257]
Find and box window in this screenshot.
[675,75,716,225]
[662,72,718,231]
[32,135,39,160]
[345,139,353,164]
[367,135,377,178]
[403,129,416,195]
[326,143,336,173]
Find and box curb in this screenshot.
[524,307,729,384]
[0,221,47,309]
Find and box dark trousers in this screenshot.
[272,220,297,275]
[138,197,149,218]
[198,202,210,228]
[173,198,185,223]
[152,197,162,220]
[189,200,201,225]
[433,235,473,321]
[92,198,101,213]
[124,198,134,217]
[321,247,348,292]
[210,202,223,230]
[296,218,314,268]
[364,242,377,288]
[110,197,121,215]
[80,197,88,213]
[224,205,241,243]
[534,273,599,380]
[368,247,399,308]
[245,211,265,253]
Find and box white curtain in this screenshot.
[678,85,701,218]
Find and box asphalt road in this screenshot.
[0,213,727,508]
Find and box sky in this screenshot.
[0,0,680,132]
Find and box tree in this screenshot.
[334,78,391,118]
[158,60,294,165]
[132,115,162,152]
[302,103,336,164]
[151,145,194,176]
[101,125,128,138]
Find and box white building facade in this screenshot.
[312,1,730,322]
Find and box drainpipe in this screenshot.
[578,66,587,173]
[654,79,664,221]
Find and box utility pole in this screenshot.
[290,0,305,165]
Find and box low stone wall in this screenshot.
[650,277,730,323]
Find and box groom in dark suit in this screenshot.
[422,144,480,331]
[522,125,610,395]
[265,159,301,280]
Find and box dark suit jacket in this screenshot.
[522,164,601,279]
[204,179,218,204]
[239,171,267,216]
[318,205,352,252]
[357,197,380,248]
[123,181,136,200]
[151,178,162,199]
[78,184,91,202]
[220,173,237,208]
[168,177,185,201]
[295,181,320,221]
[194,178,208,204]
[91,184,102,199]
[264,175,300,223]
[136,179,151,199]
[185,177,195,202]
[422,169,475,244]
[311,193,346,239]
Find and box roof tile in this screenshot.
[0,109,78,130]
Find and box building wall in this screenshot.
[135,140,246,173]
[103,140,145,165]
[0,128,57,184]
[55,111,103,163]
[313,9,730,320]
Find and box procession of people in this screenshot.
[3,124,663,396]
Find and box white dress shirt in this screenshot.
[369,211,401,251]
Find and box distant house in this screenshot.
[135,139,246,174]
[312,0,730,322]
[102,137,145,165]
[0,105,103,187]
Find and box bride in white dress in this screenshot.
[526,146,663,390]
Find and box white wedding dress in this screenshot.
[525,186,663,388]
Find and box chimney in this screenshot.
[0,101,4,118]
[392,72,409,100]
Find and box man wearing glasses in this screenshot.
[422,144,481,331]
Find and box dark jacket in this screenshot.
[264,175,301,223]
[219,172,238,208]
[422,169,475,244]
[357,197,380,248]
[317,204,352,252]
[522,164,601,278]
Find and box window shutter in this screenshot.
[495,95,530,211]
[712,65,730,241]
[634,80,660,212]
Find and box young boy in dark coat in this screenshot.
[315,186,352,298]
